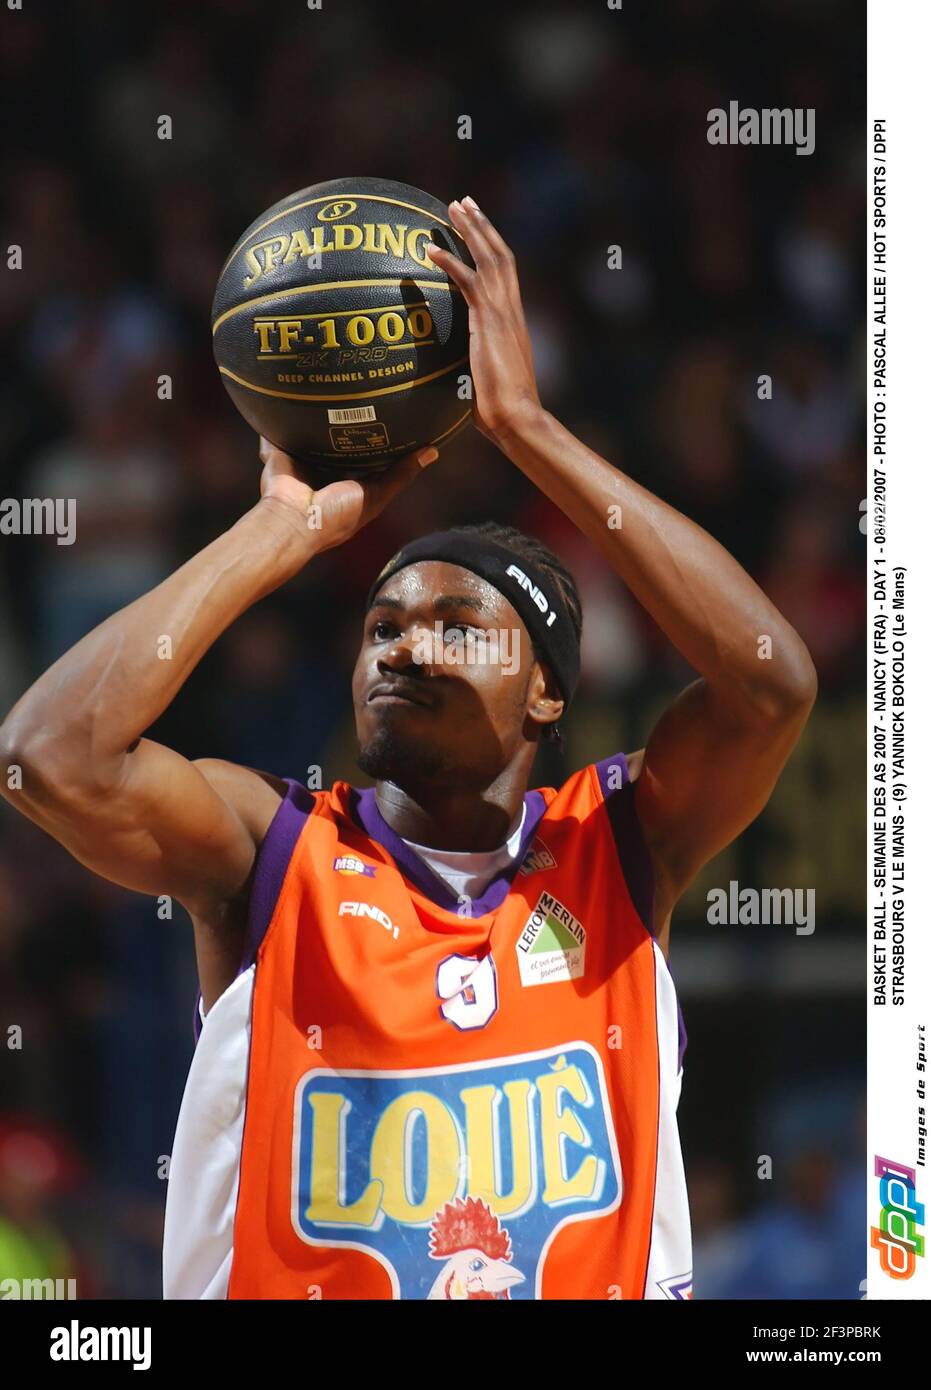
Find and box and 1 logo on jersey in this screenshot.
[290,1043,622,1298]
[515,892,586,987]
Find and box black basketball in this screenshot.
[212,177,472,479]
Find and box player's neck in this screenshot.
[373,777,526,852]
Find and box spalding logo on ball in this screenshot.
[212,177,472,478]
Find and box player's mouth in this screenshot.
[366,680,434,709]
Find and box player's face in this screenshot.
[353,561,543,789]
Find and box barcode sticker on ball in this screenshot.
[327,406,377,424]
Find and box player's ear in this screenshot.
[525,659,564,736]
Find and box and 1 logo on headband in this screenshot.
[505,564,558,629]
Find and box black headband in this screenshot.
[365,530,581,707]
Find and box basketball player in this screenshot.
[0,197,816,1300]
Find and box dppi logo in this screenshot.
[871,1155,925,1278]
[318,200,357,222]
[290,1043,622,1299]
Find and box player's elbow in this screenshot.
[780,638,818,713]
[0,710,109,812]
[753,639,818,729]
[1,718,60,803]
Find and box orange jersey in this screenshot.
[163,755,691,1301]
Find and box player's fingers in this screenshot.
[459,197,527,318]
[425,242,477,304]
[359,446,439,522]
[461,195,516,268]
[259,437,303,496]
[447,199,503,280]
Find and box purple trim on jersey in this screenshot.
[595,752,652,932]
[241,779,316,972]
[675,998,688,1074]
[596,751,688,1073]
[594,750,631,796]
[192,778,315,1043]
[349,785,548,916]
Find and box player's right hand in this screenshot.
[258,437,438,554]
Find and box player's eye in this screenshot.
[371,619,398,641]
[444,623,481,640]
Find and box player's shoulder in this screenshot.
[546,747,646,806]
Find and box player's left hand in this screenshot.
[426,198,541,444]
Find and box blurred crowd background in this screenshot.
[0,0,865,1298]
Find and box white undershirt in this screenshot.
[400,802,527,902]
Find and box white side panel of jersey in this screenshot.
[162,967,253,1300]
[643,941,693,1300]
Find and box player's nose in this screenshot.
[378,621,442,676]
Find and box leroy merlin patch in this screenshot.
[516,892,586,986]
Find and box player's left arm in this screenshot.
[428,198,818,948]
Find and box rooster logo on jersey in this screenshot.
[426,1197,525,1299]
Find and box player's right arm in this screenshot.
[0,441,437,1004]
